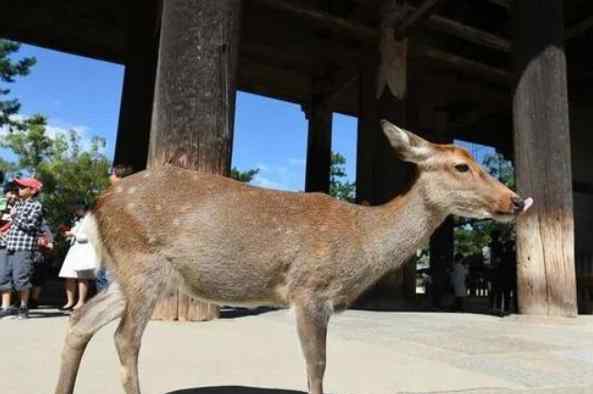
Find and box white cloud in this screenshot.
[248,159,304,192]
[251,174,288,191]
[254,162,270,171]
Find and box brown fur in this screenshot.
[55,121,525,394]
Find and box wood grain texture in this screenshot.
[512,0,577,317]
[149,0,242,320]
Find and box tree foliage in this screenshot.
[0,115,111,245]
[0,40,36,129]
[230,167,259,183]
[329,152,355,202]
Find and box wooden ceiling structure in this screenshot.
[3,0,593,152]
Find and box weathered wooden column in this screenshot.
[304,96,332,193]
[428,109,454,309]
[512,0,577,316]
[148,0,242,321]
[113,1,160,172]
[356,59,380,206]
[429,218,454,308]
[356,54,415,303]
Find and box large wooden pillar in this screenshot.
[356,59,380,206]
[356,57,415,303]
[429,109,454,308]
[113,1,160,172]
[305,97,332,193]
[148,0,242,321]
[512,0,577,316]
[429,218,454,308]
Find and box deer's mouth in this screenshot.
[492,211,517,223]
[492,197,534,222]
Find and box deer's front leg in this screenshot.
[295,302,330,394]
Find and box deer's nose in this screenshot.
[511,196,524,213]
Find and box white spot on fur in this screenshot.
[143,172,151,178]
[127,187,137,194]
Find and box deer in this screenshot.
[55,120,532,394]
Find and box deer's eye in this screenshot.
[455,164,470,173]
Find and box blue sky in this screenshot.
[3,43,358,191]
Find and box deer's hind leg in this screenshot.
[295,300,331,394]
[113,261,169,394]
[55,282,126,394]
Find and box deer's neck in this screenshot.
[363,181,447,277]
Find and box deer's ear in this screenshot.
[381,120,434,163]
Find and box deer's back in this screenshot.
[94,166,368,306]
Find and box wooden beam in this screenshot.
[256,0,511,104]
[419,46,510,82]
[254,0,377,41]
[395,0,445,38]
[566,15,593,40]
[319,64,360,108]
[427,14,510,52]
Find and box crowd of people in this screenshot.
[0,164,133,319]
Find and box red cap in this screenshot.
[14,177,43,192]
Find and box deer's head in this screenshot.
[381,120,533,222]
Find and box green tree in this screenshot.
[329,152,355,202]
[483,152,514,189]
[0,40,36,129]
[0,114,52,175]
[1,116,111,257]
[230,167,259,183]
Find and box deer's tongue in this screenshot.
[523,197,534,213]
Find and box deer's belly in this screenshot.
[169,255,292,307]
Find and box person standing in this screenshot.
[58,204,99,311]
[0,178,44,319]
[450,255,468,312]
[29,219,54,309]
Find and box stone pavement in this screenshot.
[2,308,593,394]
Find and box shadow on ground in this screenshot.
[166,386,305,394]
[219,306,278,319]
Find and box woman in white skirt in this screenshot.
[58,205,99,310]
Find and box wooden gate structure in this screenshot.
[4,0,593,319]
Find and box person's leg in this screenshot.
[19,288,30,307]
[30,286,41,308]
[64,278,76,309]
[74,279,89,310]
[13,251,34,319]
[0,249,15,317]
[1,291,11,308]
[29,252,45,308]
